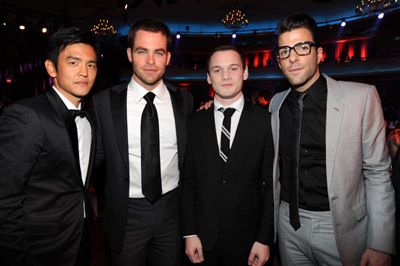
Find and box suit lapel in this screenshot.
[85,110,95,189]
[110,84,129,169]
[324,74,344,192]
[45,88,82,182]
[205,105,224,173]
[221,101,252,177]
[167,83,187,170]
[220,100,253,176]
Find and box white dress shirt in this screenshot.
[213,94,245,149]
[53,86,91,217]
[126,78,179,198]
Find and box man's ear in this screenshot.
[127,48,133,63]
[45,60,56,78]
[317,47,323,64]
[207,73,212,85]
[243,66,249,81]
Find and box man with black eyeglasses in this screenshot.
[269,13,395,265]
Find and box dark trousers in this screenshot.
[112,188,181,266]
[75,218,91,266]
[202,239,249,266]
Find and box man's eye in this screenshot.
[280,50,289,56]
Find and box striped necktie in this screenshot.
[219,107,235,164]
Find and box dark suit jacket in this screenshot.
[92,80,193,252]
[0,88,95,266]
[180,101,274,256]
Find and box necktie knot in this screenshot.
[144,92,156,103]
[70,109,86,118]
[220,107,235,118]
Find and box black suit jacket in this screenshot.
[92,80,193,252]
[180,101,274,256]
[0,88,95,266]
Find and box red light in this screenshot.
[253,54,259,68]
[6,79,12,83]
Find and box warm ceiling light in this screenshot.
[222,9,248,29]
[355,0,399,15]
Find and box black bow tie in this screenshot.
[69,109,86,118]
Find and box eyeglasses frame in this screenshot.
[275,41,318,60]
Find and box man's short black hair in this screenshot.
[127,18,172,51]
[46,27,100,70]
[207,45,246,73]
[276,13,321,47]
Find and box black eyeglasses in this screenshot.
[275,41,317,59]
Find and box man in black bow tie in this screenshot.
[0,27,99,266]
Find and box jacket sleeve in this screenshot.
[256,113,275,245]
[0,103,42,264]
[179,118,197,236]
[362,86,396,254]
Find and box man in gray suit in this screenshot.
[269,13,395,265]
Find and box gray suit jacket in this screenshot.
[269,74,395,265]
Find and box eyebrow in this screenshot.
[66,56,97,64]
[211,63,240,69]
[134,47,166,53]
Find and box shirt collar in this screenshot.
[52,86,82,110]
[290,74,327,105]
[213,94,245,114]
[127,77,168,103]
[303,74,327,103]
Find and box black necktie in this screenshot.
[141,92,162,204]
[289,92,307,231]
[70,109,86,118]
[219,107,235,164]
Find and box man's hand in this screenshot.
[197,100,213,111]
[387,128,400,159]
[185,236,204,264]
[247,241,270,266]
[360,248,391,266]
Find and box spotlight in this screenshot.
[38,20,47,34]
[0,10,8,27]
[232,32,237,39]
[125,4,128,9]
[340,19,346,27]
[17,15,26,30]
[176,32,181,39]
[378,12,384,19]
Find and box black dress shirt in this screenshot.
[279,75,330,211]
